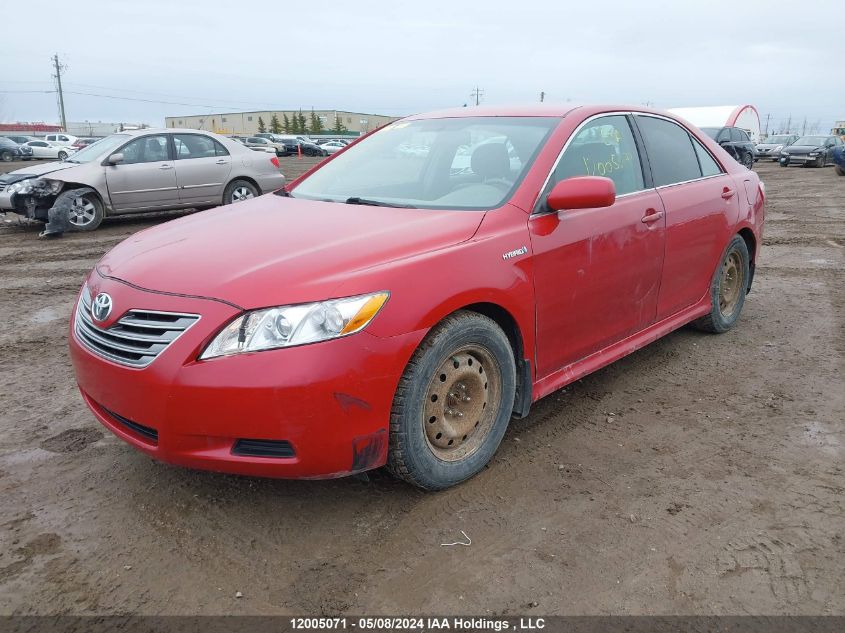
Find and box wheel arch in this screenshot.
[737,226,756,292]
[440,301,532,418]
[57,183,109,213]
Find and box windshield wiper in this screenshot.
[345,196,415,208]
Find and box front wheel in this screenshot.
[387,311,516,490]
[223,179,259,204]
[691,235,750,333]
[836,165,845,176]
[816,155,826,168]
[741,152,753,169]
[58,188,104,232]
[0,150,13,162]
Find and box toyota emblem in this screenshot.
[91,293,113,322]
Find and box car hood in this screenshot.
[97,195,486,309]
[0,161,80,184]
[756,143,781,149]
[783,144,822,153]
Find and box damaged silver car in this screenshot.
[0,129,285,233]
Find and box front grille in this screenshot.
[232,439,296,458]
[102,406,158,444]
[75,292,200,368]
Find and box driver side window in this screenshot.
[550,115,645,196]
[121,135,170,165]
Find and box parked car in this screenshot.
[700,126,756,168]
[833,145,845,176]
[320,140,347,155]
[0,137,34,161]
[24,140,77,160]
[45,133,78,146]
[755,134,799,161]
[3,135,37,146]
[779,134,844,167]
[0,129,285,231]
[66,105,764,490]
[72,138,99,150]
[244,137,282,154]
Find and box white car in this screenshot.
[25,140,78,160]
[45,133,78,146]
[321,141,347,155]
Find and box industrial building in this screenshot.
[164,110,400,136]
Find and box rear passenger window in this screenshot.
[173,134,227,159]
[691,137,722,177]
[636,116,702,187]
[550,115,645,196]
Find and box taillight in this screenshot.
[270,156,280,168]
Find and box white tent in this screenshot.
[668,105,761,143]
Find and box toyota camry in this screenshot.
[70,105,765,490]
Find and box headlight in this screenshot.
[808,152,818,157]
[6,178,62,196]
[199,291,390,359]
[773,145,783,152]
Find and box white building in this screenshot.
[668,105,761,143]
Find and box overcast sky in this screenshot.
[1,0,842,133]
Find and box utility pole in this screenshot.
[52,53,68,132]
[470,86,484,106]
[801,116,807,135]
[785,114,792,134]
[764,113,771,136]
[540,91,545,103]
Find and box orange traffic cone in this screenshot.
[297,144,302,160]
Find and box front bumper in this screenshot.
[780,154,817,165]
[69,273,424,479]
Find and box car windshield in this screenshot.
[64,134,130,163]
[765,135,792,144]
[700,127,721,140]
[291,116,558,210]
[794,136,826,146]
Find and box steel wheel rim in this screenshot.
[423,344,502,462]
[231,186,254,202]
[718,251,744,317]
[68,197,97,227]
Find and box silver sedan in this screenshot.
[0,129,285,232]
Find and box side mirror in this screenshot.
[547,176,616,212]
[108,153,124,165]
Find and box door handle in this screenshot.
[159,164,173,170]
[215,159,228,164]
[721,188,735,200]
[641,209,664,223]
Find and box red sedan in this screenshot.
[69,105,765,490]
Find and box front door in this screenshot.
[105,135,179,211]
[172,133,233,206]
[529,114,666,378]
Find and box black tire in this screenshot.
[387,311,516,490]
[56,188,104,232]
[58,151,68,160]
[836,165,845,176]
[691,235,750,333]
[0,150,13,162]
[223,179,259,204]
[741,151,753,169]
[816,155,826,168]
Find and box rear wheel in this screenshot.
[58,150,68,160]
[691,235,750,333]
[223,179,258,204]
[836,165,845,176]
[387,311,516,490]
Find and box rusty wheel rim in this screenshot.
[719,250,744,318]
[423,344,502,462]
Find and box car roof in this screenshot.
[401,103,690,122]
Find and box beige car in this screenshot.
[0,129,285,231]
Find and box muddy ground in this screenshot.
[0,158,843,615]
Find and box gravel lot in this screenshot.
[0,158,843,615]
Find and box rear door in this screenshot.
[529,114,666,377]
[633,115,739,320]
[105,134,179,211]
[172,133,233,206]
